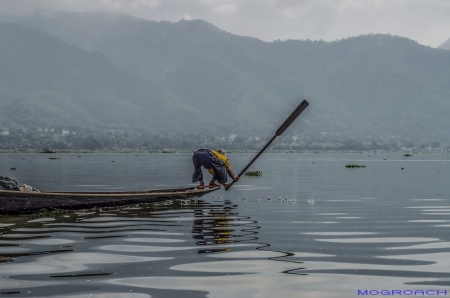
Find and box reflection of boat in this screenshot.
[0,186,219,214]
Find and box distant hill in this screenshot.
[439,38,450,50]
[0,22,209,133]
[2,11,450,148]
[10,12,299,135]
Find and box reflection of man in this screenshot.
[192,149,239,189]
[191,200,236,249]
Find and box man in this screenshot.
[192,149,239,189]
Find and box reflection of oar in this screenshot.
[226,99,309,191]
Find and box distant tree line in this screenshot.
[0,128,445,151]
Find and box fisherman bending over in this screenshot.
[192,149,239,189]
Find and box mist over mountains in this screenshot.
[1,11,450,150]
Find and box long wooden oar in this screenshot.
[225,99,309,191]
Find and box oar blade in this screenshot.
[275,99,309,136]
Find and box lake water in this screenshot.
[1,152,450,297]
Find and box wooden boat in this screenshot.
[0,186,220,214]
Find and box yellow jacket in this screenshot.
[207,150,231,174]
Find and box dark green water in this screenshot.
[1,152,450,297]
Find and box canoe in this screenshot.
[0,186,220,214]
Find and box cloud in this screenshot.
[0,0,449,47]
[213,2,238,14]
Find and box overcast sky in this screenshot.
[1,0,449,47]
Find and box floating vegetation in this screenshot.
[244,170,262,177]
[403,154,412,157]
[274,197,299,203]
[49,157,60,160]
[41,148,55,153]
[345,164,366,168]
[10,167,16,170]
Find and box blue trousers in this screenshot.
[192,149,228,184]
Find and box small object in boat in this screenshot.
[19,184,40,193]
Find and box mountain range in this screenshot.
[1,11,450,149]
[439,38,450,50]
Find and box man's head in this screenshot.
[216,149,227,156]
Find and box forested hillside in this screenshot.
[0,22,210,132]
[1,12,450,150]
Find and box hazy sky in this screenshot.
[1,0,449,47]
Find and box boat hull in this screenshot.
[0,187,219,214]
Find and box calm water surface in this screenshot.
[1,152,450,297]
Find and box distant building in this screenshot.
[162,149,176,153]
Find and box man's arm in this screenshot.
[228,169,239,182]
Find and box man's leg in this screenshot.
[208,178,220,188]
[198,180,205,189]
[193,150,212,189]
[192,155,204,189]
[193,167,204,189]
[210,161,228,188]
